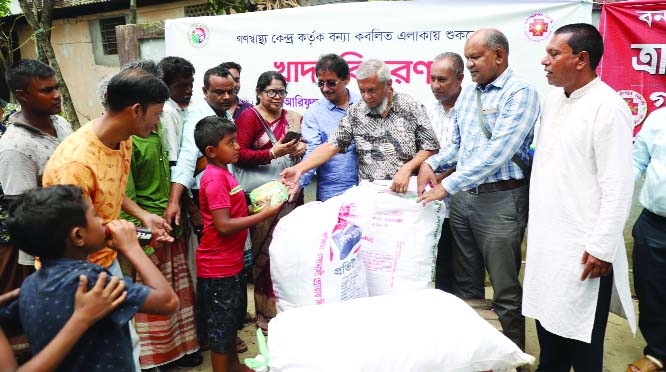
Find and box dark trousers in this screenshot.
[633,209,666,360]
[535,272,613,372]
[434,218,455,293]
[449,185,528,350]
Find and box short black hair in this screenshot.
[255,71,287,104]
[316,54,350,80]
[5,59,55,94]
[105,69,169,112]
[194,115,237,155]
[121,59,159,76]
[554,23,604,70]
[219,61,241,72]
[159,56,195,86]
[7,185,87,259]
[203,66,233,90]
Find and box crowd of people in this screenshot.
[0,21,662,372]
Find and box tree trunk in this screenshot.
[129,0,137,24]
[17,0,81,129]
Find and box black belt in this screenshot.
[644,208,666,224]
[466,179,526,195]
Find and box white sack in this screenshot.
[340,183,445,296]
[268,289,534,372]
[271,196,368,312]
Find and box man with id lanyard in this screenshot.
[417,28,540,356]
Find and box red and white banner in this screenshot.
[599,0,666,135]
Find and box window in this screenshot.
[99,16,125,55]
[184,3,217,17]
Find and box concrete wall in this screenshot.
[16,1,200,124]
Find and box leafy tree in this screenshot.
[0,0,16,94]
[207,0,302,15]
[17,0,80,129]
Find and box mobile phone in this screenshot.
[283,131,301,143]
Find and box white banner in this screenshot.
[165,0,592,112]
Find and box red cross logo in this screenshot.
[529,19,549,36]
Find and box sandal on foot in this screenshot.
[628,355,665,372]
[236,336,249,353]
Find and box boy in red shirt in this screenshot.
[193,115,283,372]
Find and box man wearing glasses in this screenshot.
[299,54,361,201]
[281,58,439,195]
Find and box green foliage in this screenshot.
[0,0,10,17]
[207,0,257,15]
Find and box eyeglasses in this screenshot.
[316,80,341,88]
[263,89,287,98]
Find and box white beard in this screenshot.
[370,95,390,115]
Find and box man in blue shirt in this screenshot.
[418,28,540,352]
[629,107,666,372]
[300,54,360,201]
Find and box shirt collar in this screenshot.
[8,113,57,136]
[325,89,357,111]
[476,68,513,92]
[566,77,599,100]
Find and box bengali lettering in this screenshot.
[631,44,666,75]
[650,91,666,107]
[637,10,666,28]
[236,34,269,45]
[446,30,473,40]
[271,33,294,44]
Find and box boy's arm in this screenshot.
[211,201,284,235]
[105,219,179,316]
[0,274,126,372]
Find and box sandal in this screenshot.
[236,336,249,353]
[628,355,665,372]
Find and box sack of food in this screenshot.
[271,196,369,312]
[249,180,289,213]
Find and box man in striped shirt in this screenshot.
[418,28,540,353]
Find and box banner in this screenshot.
[599,0,666,135]
[165,0,591,113]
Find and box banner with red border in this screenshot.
[598,0,666,135]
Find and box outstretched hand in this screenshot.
[280,167,302,202]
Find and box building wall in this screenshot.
[16,1,201,124]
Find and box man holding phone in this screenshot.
[299,54,361,201]
[282,58,439,196]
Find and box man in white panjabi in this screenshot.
[522,23,636,371]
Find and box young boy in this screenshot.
[1,185,179,371]
[193,116,283,372]
[0,273,126,372]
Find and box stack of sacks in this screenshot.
[270,183,445,311]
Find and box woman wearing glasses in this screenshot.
[234,70,305,335]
